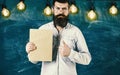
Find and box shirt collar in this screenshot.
[51,21,71,29]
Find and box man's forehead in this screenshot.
[54,1,69,7]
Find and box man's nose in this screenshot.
[59,9,64,14]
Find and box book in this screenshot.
[28,29,53,61]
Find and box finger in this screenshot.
[26,46,36,53]
[27,42,36,48]
[28,42,35,46]
[62,41,66,46]
[63,41,65,44]
[58,46,63,51]
[63,41,68,47]
[26,42,36,53]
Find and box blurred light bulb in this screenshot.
[109,5,118,15]
[17,1,26,11]
[44,6,52,16]
[87,10,97,21]
[1,8,10,18]
[70,4,78,14]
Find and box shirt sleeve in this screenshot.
[27,55,38,64]
[68,29,92,65]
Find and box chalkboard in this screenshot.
[0,0,120,75]
[1,20,120,75]
[0,20,43,75]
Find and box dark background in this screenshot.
[0,0,120,75]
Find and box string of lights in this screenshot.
[0,0,119,21]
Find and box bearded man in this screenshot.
[26,0,92,75]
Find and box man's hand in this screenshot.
[59,41,71,57]
[26,42,37,54]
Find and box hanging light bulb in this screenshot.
[70,4,78,14]
[109,5,118,15]
[87,10,97,21]
[17,0,26,11]
[86,0,97,21]
[44,6,52,16]
[44,0,52,16]
[1,7,11,18]
[1,0,10,18]
[70,0,78,14]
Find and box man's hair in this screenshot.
[53,0,70,5]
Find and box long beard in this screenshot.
[53,14,68,28]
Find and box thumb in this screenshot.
[63,41,66,46]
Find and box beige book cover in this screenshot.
[28,29,53,61]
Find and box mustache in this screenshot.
[56,14,66,18]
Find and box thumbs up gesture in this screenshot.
[59,41,71,57]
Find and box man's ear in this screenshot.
[68,5,70,13]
